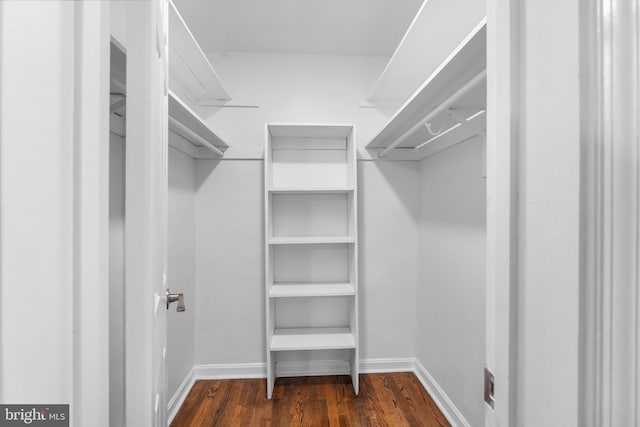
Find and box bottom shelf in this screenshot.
[270,327,356,351]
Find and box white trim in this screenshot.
[194,362,267,379]
[167,367,196,425]
[580,1,640,426]
[72,2,111,426]
[485,0,520,425]
[413,360,471,427]
[360,357,416,373]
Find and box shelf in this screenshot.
[168,0,229,102]
[269,187,354,194]
[168,90,228,158]
[268,236,354,245]
[269,283,356,298]
[367,0,486,103]
[268,123,354,139]
[366,19,486,160]
[270,328,356,351]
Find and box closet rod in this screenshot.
[168,116,224,157]
[377,69,487,158]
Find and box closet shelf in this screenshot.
[366,19,487,161]
[169,0,230,103]
[268,236,354,245]
[168,90,228,158]
[269,283,356,298]
[268,187,354,194]
[270,328,356,351]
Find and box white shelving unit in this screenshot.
[169,0,229,103]
[264,123,359,399]
[366,19,487,160]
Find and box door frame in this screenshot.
[72,2,111,425]
[580,0,640,425]
[486,1,640,426]
[72,1,169,425]
[485,0,520,425]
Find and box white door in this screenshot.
[125,1,170,425]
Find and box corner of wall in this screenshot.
[413,360,471,427]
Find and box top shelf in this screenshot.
[365,19,486,160]
[268,123,354,139]
[169,0,230,103]
[366,0,486,104]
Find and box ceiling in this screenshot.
[172,0,424,57]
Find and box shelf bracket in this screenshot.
[424,122,444,136]
[414,108,486,151]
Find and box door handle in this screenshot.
[166,289,185,312]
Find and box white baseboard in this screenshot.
[167,367,196,425]
[360,357,416,373]
[194,362,267,379]
[167,357,468,427]
[413,359,470,427]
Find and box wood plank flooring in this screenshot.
[170,372,451,427]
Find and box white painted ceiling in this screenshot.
[172,0,424,56]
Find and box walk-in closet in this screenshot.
[3,0,637,426]
[149,0,488,424]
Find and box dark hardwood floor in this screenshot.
[170,372,451,427]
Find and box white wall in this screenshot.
[194,159,419,366]
[194,160,264,364]
[109,132,126,427]
[358,161,418,360]
[0,0,75,403]
[197,53,392,157]
[191,53,419,367]
[417,138,486,427]
[167,148,197,396]
[110,1,127,48]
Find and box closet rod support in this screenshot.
[168,116,224,157]
[424,122,444,136]
[414,108,486,151]
[378,69,487,158]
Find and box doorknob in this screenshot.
[166,289,185,312]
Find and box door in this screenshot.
[125,1,170,425]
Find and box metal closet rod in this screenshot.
[414,108,486,151]
[378,69,487,159]
[168,115,224,157]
